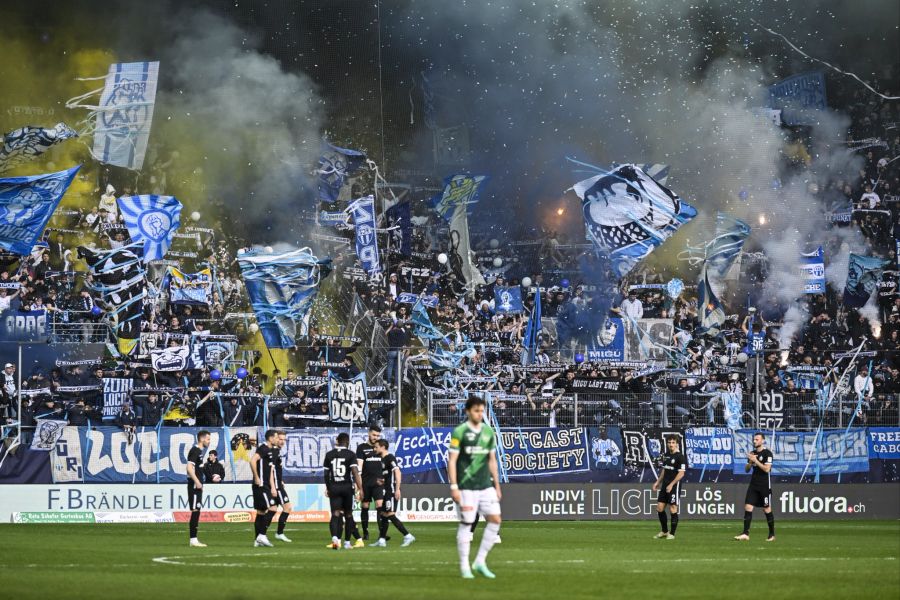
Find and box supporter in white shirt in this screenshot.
[99,184,118,219]
[859,184,880,209]
[617,291,644,320]
[853,369,874,398]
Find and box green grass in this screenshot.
[1,521,898,599]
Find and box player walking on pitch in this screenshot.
[324,432,364,549]
[370,439,415,547]
[651,435,685,539]
[272,431,293,542]
[735,432,775,542]
[250,429,280,547]
[187,430,211,547]
[448,396,502,579]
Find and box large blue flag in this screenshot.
[494,286,524,314]
[117,194,182,262]
[348,195,380,275]
[574,164,696,278]
[385,200,412,256]
[316,142,367,203]
[411,300,444,341]
[697,263,726,336]
[706,212,751,278]
[521,288,542,364]
[0,123,78,173]
[800,246,826,294]
[430,174,487,221]
[843,253,890,308]
[0,165,80,255]
[238,247,332,349]
[91,62,159,170]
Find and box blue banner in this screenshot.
[385,201,412,256]
[800,246,826,294]
[392,427,452,475]
[706,213,751,278]
[0,309,48,342]
[165,267,212,305]
[117,195,182,262]
[768,71,827,126]
[0,165,80,255]
[867,428,900,459]
[685,427,734,472]
[0,122,78,172]
[316,142,366,203]
[498,427,591,478]
[843,253,890,308]
[397,292,439,308]
[587,426,624,472]
[587,317,625,361]
[494,286,524,314]
[349,196,380,275]
[732,429,869,476]
[281,428,388,477]
[430,174,487,221]
[238,247,331,349]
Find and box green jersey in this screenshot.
[449,421,496,490]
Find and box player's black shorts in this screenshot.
[745,486,772,508]
[276,484,290,506]
[328,485,355,514]
[656,481,681,505]
[362,482,384,503]
[186,482,203,511]
[253,485,278,511]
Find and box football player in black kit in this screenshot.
[370,439,415,547]
[187,430,211,547]
[356,425,384,540]
[250,429,280,547]
[272,430,293,543]
[735,432,776,542]
[324,432,364,549]
[651,436,686,539]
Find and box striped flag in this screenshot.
[117,194,182,262]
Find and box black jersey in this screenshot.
[381,453,399,494]
[272,447,284,487]
[749,448,773,488]
[356,441,383,483]
[324,447,357,488]
[255,443,276,488]
[187,445,204,483]
[661,451,687,485]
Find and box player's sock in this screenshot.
[189,511,200,539]
[344,516,357,542]
[474,522,500,564]
[254,513,263,537]
[457,523,473,570]
[765,512,775,537]
[389,515,410,536]
[261,510,275,535]
[277,511,289,535]
[329,514,343,539]
[378,515,389,540]
[743,510,753,535]
[361,507,369,537]
[657,510,668,533]
[670,513,679,535]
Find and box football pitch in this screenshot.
[2,521,898,599]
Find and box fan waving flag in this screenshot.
[430,174,486,221]
[0,123,78,173]
[93,62,159,170]
[843,253,890,308]
[574,164,696,279]
[706,212,751,278]
[0,165,80,255]
[317,142,367,203]
[697,263,726,336]
[521,288,542,365]
[117,195,182,262]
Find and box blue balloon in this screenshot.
[210,369,222,381]
[738,189,749,200]
[90,305,102,316]
[236,367,249,379]
[561,279,570,288]
[574,353,585,364]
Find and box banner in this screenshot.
[800,246,826,294]
[280,428,377,477]
[385,200,412,256]
[697,263,726,335]
[684,427,733,472]
[189,339,237,369]
[574,164,696,278]
[0,165,80,255]
[706,212,751,278]
[587,317,625,361]
[623,318,674,362]
[732,429,869,476]
[327,372,369,424]
[867,428,900,459]
[768,71,827,126]
[91,61,159,170]
[431,175,487,292]
[166,267,213,305]
[348,195,380,275]
[494,286,524,314]
[102,377,133,421]
[79,244,145,356]
[843,253,890,308]
[397,292,439,308]
[0,122,78,172]
[238,247,331,349]
[621,428,685,474]
[316,142,366,203]
[117,195,182,262]
[30,420,69,451]
[498,427,591,478]
[0,309,48,342]
[588,426,624,472]
[392,427,452,475]
[150,345,191,372]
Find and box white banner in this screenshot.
[30,420,68,451]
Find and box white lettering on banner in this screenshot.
[759,391,784,429]
[83,430,218,477]
[686,487,735,516]
[532,489,586,516]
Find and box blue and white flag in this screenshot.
[316,142,367,203]
[348,195,380,274]
[91,62,159,170]
[800,246,826,294]
[0,165,80,255]
[843,253,890,308]
[117,195,182,262]
[238,247,332,349]
[612,163,669,185]
[574,164,697,278]
[385,200,412,256]
[411,300,444,341]
[0,123,78,173]
[706,212,751,278]
[768,71,827,126]
[494,286,523,314]
[430,174,486,221]
[697,263,726,336]
[397,292,439,308]
[521,288,542,365]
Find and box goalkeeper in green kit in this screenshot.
[448,395,502,579]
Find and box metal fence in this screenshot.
[426,390,900,429]
[48,310,112,343]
